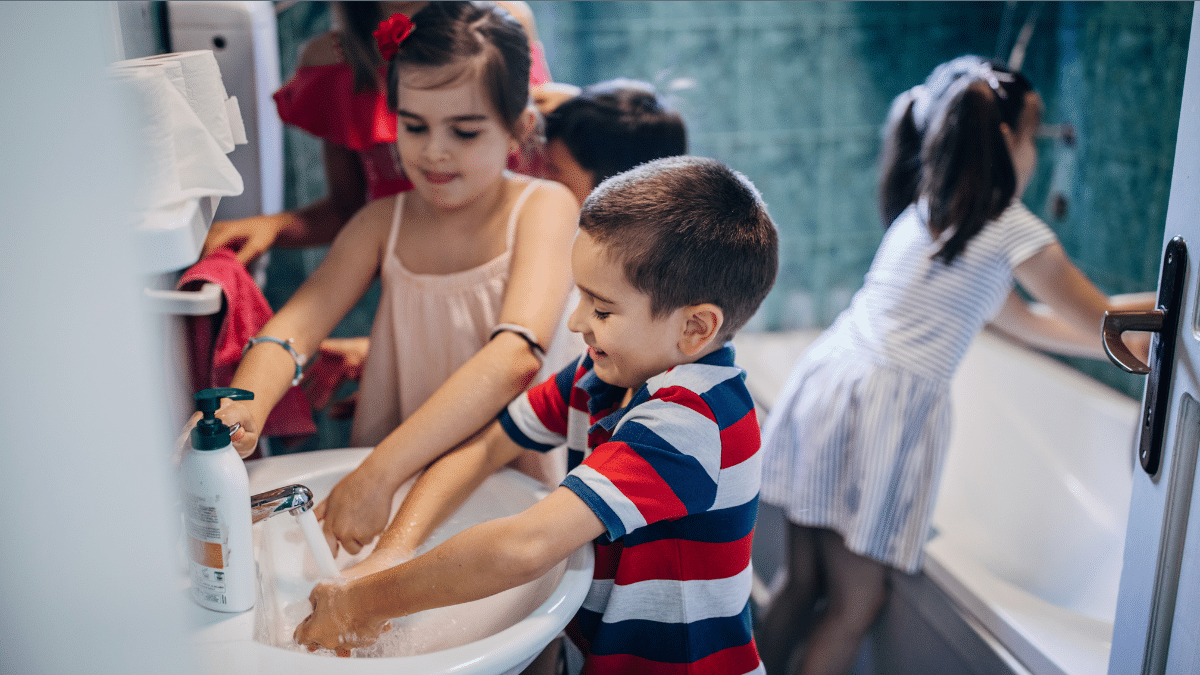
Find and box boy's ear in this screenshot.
[678,303,724,357]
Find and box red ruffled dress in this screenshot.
[271,42,553,200]
[273,63,413,201]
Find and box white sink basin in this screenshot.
[185,447,593,675]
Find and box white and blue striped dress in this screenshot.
[759,200,1057,572]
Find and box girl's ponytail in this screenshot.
[923,81,1015,263]
[878,86,926,229]
[906,55,1033,264]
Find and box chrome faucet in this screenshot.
[250,484,315,524]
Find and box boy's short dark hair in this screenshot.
[545,78,687,185]
[580,156,778,341]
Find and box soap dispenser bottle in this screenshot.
[180,387,256,612]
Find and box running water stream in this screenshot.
[295,508,341,579]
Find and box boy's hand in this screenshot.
[294,579,390,655]
[315,465,395,556]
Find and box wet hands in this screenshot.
[315,464,395,556]
[294,579,391,656]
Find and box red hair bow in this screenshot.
[374,13,414,61]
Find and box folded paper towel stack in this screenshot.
[110,50,248,274]
[110,50,247,219]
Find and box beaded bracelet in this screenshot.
[489,323,546,364]
[243,336,308,386]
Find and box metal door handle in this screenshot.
[1102,236,1186,475]
[1103,310,1164,374]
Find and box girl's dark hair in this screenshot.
[384,1,531,133]
[545,78,688,185]
[335,2,388,92]
[878,55,1034,264]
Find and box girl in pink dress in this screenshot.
[213,3,579,559]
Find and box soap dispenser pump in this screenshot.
[180,387,256,612]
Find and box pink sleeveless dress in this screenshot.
[350,179,575,483]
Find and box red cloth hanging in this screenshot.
[178,248,317,440]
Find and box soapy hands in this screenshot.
[315,463,396,556]
[293,578,391,656]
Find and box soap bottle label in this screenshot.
[185,493,229,606]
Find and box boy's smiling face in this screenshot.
[568,230,689,390]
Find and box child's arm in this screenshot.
[294,485,604,653]
[342,421,529,577]
[999,242,1155,360]
[201,33,369,265]
[990,288,1155,359]
[213,198,389,456]
[316,180,579,554]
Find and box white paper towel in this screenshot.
[109,62,244,213]
[118,50,239,153]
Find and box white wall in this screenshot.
[0,3,194,674]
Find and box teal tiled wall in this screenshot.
[529,1,1193,398]
[272,2,1192,403]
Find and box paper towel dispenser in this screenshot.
[167,1,282,222]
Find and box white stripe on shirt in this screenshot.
[571,464,648,533]
[612,399,723,481]
[598,566,754,624]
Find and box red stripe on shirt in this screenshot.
[719,410,761,468]
[585,640,761,675]
[585,441,688,524]
[593,541,624,581]
[526,376,571,437]
[613,531,754,585]
[652,385,717,425]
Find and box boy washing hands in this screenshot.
[296,156,778,675]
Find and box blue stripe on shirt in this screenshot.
[563,474,626,541]
[619,435,718,514]
[497,409,558,453]
[583,601,755,662]
[621,498,758,547]
[701,379,756,429]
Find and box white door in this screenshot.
[1105,7,1200,674]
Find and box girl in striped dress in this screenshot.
[756,55,1153,675]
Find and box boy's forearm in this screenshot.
[302,488,605,652]
[348,514,556,622]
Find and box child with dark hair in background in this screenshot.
[295,156,779,675]
[543,78,688,205]
[756,55,1154,675]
